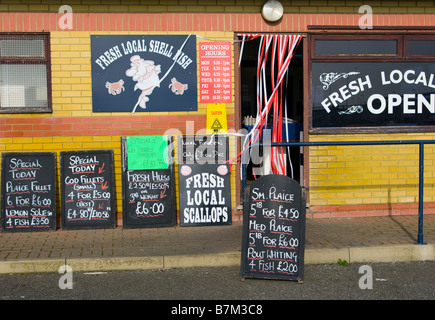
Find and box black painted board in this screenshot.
[178,163,232,226]
[91,34,198,113]
[240,174,306,281]
[60,150,115,230]
[1,152,56,232]
[311,62,435,128]
[178,135,228,164]
[121,137,176,228]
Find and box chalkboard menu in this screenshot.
[121,136,176,228]
[1,152,56,232]
[60,150,115,230]
[178,135,228,164]
[178,134,231,227]
[179,163,232,226]
[241,174,306,282]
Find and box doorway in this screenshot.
[238,34,304,184]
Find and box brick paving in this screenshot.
[306,215,435,248]
[0,214,433,262]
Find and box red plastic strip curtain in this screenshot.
[233,34,302,179]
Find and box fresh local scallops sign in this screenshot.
[312,62,435,128]
[91,35,197,113]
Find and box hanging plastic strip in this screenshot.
[230,34,302,179]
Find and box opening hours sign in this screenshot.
[199,42,232,103]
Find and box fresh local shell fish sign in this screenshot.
[312,62,435,128]
[91,35,197,113]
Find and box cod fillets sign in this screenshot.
[1,153,56,232]
[241,174,306,282]
[60,151,115,229]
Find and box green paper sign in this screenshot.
[126,136,169,170]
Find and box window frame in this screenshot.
[311,34,403,61]
[308,32,435,134]
[0,32,52,114]
[404,34,435,61]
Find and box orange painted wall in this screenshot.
[0,11,434,33]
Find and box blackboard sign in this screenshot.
[121,136,176,228]
[178,134,231,227]
[178,135,228,164]
[60,150,115,230]
[178,163,232,226]
[241,174,306,282]
[312,62,435,128]
[1,152,56,232]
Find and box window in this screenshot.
[406,35,435,58]
[311,34,402,60]
[309,33,435,133]
[314,38,398,57]
[0,33,51,113]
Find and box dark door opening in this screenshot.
[239,35,304,183]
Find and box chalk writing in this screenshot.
[122,136,176,228]
[178,135,228,164]
[241,174,306,281]
[60,151,115,229]
[1,153,56,232]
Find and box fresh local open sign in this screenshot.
[312,62,435,128]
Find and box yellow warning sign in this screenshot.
[206,103,228,134]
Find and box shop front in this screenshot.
[306,31,435,218]
[0,2,434,230]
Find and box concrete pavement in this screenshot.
[0,214,434,273]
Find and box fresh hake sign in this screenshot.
[91,35,197,113]
[312,62,435,128]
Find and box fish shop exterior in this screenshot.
[0,0,434,228]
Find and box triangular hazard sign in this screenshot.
[211,118,223,131]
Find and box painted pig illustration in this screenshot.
[126,55,161,111]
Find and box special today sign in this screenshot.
[312,62,435,128]
[91,35,197,113]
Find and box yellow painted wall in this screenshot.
[0,30,239,221]
[0,3,434,218]
[308,133,435,206]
